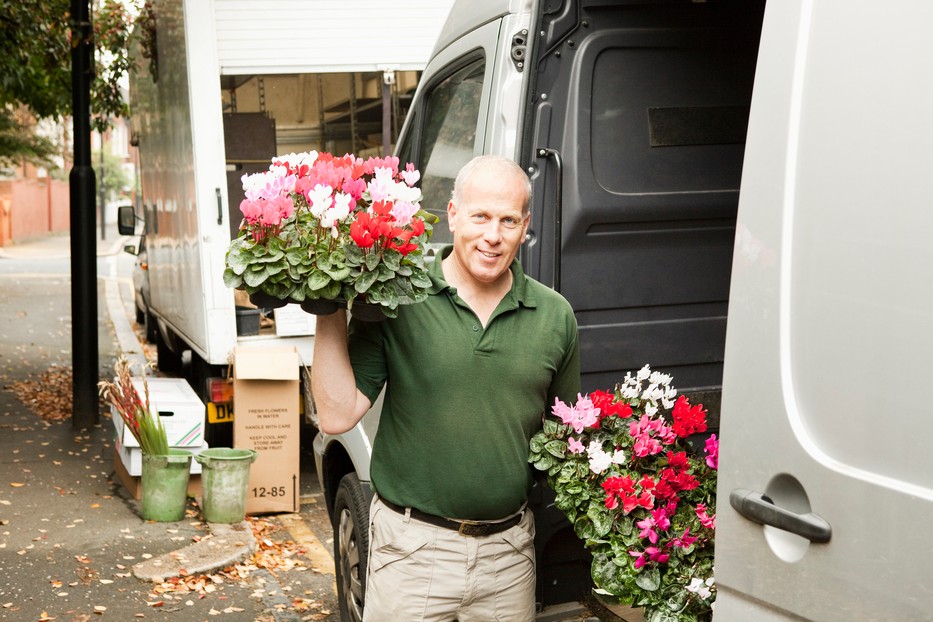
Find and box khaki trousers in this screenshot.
[362,496,537,622]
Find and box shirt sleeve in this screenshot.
[347,317,388,405]
[547,305,582,406]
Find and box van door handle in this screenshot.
[729,488,832,543]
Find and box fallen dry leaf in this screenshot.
[5,365,87,422]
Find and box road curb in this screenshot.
[132,521,256,581]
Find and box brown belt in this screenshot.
[379,498,523,537]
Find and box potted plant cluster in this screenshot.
[529,365,719,622]
[223,151,435,320]
[99,357,192,522]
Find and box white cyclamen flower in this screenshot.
[586,441,614,474]
[642,384,665,403]
[649,370,673,386]
[636,365,651,381]
[307,184,334,218]
[686,577,713,599]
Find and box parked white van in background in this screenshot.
[315,0,933,620]
[715,1,933,620]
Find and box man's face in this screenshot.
[447,166,530,286]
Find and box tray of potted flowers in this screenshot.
[223,151,434,320]
[529,365,719,622]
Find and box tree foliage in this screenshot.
[0,0,137,164]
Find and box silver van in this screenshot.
[317,0,932,619]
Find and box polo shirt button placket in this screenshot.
[472,324,479,332]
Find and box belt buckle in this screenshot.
[458,520,490,537]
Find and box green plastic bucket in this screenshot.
[141,449,192,522]
[195,448,258,523]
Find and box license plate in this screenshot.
[207,402,234,424]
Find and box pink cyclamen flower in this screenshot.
[671,528,698,549]
[637,516,660,544]
[401,162,421,186]
[567,436,585,454]
[704,434,719,469]
[696,503,716,530]
[552,394,599,434]
[390,201,419,227]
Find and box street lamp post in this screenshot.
[70,0,99,429]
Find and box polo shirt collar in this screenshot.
[427,245,537,308]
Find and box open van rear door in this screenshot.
[715,1,933,619]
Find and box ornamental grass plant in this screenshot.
[529,365,718,622]
[98,357,168,456]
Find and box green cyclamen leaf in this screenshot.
[306,270,331,291]
[364,252,381,272]
[587,500,613,538]
[542,418,560,436]
[545,439,567,459]
[243,267,269,287]
[529,432,547,454]
[354,270,378,294]
[635,567,661,592]
[223,268,243,289]
[324,265,351,281]
[226,249,250,275]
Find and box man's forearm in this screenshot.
[310,311,369,434]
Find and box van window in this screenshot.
[407,56,485,246]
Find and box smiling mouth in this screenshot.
[479,250,500,258]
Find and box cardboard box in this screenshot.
[111,377,205,448]
[112,447,202,501]
[233,346,301,514]
[113,432,208,477]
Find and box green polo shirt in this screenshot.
[348,246,581,520]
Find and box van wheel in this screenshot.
[143,309,158,344]
[155,326,182,373]
[333,473,369,622]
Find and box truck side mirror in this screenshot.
[117,204,142,236]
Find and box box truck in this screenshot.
[120,0,454,444]
[315,0,933,619]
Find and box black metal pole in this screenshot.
[70,0,99,429]
[99,141,105,240]
[382,72,392,154]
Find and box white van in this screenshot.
[316,0,933,619]
[715,1,933,619]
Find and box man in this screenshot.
[311,155,581,621]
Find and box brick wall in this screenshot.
[0,179,70,246]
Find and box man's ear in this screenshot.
[447,200,457,233]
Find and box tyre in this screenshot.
[155,325,182,373]
[143,309,158,343]
[333,473,369,622]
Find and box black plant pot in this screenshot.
[248,291,289,309]
[348,301,388,323]
[298,298,387,322]
[299,299,342,316]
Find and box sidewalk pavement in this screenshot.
[0,230,340,622]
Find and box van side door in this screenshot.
[716,1,933,619]
[524,0,765,399]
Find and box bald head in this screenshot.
[451,155,532,215]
